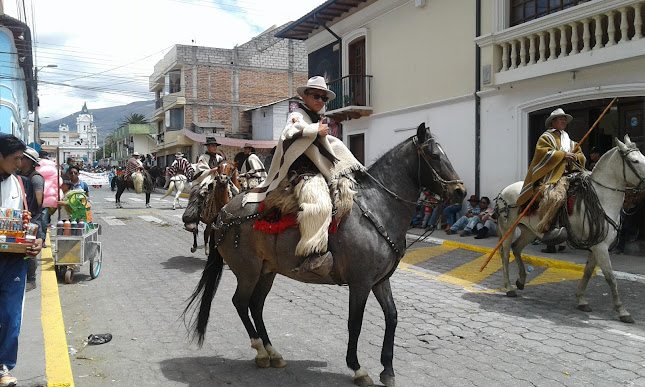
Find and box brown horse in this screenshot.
[186,160,241,254]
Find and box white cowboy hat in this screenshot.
[296,76,336,101]
[132,151,141,157]
[545,108,573,128]
[175,152,184,158]
[23,147,40,166]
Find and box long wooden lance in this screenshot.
[480,97,618,272]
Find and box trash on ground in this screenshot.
[87,333,112,345]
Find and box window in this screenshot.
[168,108,184,130]
[510,0,591,26]
[166,70,181,94]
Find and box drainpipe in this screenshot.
[314,13,342,79]
[475,0,482,198]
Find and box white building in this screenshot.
[279,0,645,198]
[41,102,100,164]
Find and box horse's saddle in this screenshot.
[258,173,357,233]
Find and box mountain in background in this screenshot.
[40,100,156,144]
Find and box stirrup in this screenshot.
[292,251,333,277]
[540,227,567,245]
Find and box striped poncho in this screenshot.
[517,129,585,206]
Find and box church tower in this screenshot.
[75,102,99,163]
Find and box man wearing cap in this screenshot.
[193,137,223,185]
[124,152,144,180]
[240,144,267,189]
[518,108,586,243]
[18,147,46,292]
[168,151,195,181]
[243,76,365,277]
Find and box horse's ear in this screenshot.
[624,134,633,146]
[616,137,628,152]
[417,123,427,142]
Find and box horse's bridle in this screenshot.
[364,135,463,205]
[590,147,645,193]
[413,136,463,202]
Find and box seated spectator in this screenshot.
[440,201,464,231]
[447,195,482,236]
[473,197,497,239]
[421,193,441,228]
[410,189,428,227]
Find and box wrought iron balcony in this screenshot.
[326,75,373,122]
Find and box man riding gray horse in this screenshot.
[243,76,365,276]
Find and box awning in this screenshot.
[181,129,277,149]
[274,0,368,40]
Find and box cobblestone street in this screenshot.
[52,187,645,386]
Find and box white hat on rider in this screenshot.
[132,151,141,157]
[175,152,184,158]
[545,108,573,128]
[296,76,336,101]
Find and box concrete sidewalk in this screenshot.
[406,226,645,281]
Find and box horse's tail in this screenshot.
[161,182,175,199]
[183,241,224,347]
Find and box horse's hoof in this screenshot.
[270,357,287,368]
[619,315,635,324]
[354,374,373,387]
[379,371,395,387]
[255,357,270,368]
[506,290,517,297]
[515,280,525,290]
[577,304,592,312]
[190,247,197,253]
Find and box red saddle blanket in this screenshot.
[253,202,339,234]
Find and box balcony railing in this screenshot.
[477,0,645,85]
[327,75,373,112]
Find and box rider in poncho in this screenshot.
[518,108,586,243]
[243,76,365,276]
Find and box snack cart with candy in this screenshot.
[51,191,102,284]
[0,208,40,254]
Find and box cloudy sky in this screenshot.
[4,0,326,123]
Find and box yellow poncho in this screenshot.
[517,129,585,206]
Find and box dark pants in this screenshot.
[0,256,27,369]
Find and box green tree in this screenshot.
[121,113,148,125]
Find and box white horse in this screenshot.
[161,174,190,210]
[495,135,645,323]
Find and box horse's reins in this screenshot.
[590,147,645,193]
[361,135,463,251]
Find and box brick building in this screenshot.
[149,24,308,167]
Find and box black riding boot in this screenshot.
[292,251,333,277]
[541,227,567,245]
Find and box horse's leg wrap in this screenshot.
[294,174,333,257]
[265,344,287,368]
[250,338,270,368]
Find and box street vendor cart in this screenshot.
[51,191,102,284]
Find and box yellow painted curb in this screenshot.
[41,236,75,387]
[442,240,594,274]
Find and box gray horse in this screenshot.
[185,123,465,387]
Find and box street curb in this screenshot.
[404,233,645,284]
[41,237,75,387]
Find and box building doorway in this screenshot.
[349,133,365,165]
